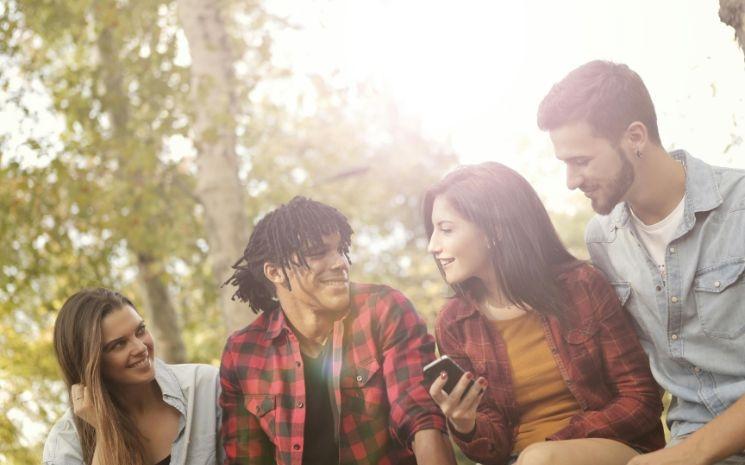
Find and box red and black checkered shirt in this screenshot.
[437,263,665,465]
[220,283,447,465]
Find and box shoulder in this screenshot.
[556,262,617,318]
[43,410,83,465]
[585,212,615,244]
[556,261,607,286]
[165,362,219,388]
[350,282,415,314]
[433,296,472,335]
[711,164,745,209]
[224,312,271,346]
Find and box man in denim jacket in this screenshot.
[537,60,745,465]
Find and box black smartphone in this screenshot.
[423,355,474,395]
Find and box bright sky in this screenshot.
[267,0,745,209]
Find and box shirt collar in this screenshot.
[265,284,357,341]
[609,149,722,231]
[155,358,186,413]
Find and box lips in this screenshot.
[438,258,455,267]
[127,356,151,369]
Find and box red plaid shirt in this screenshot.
[220,283,447,465]
[436,263,665,465]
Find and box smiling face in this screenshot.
[549,120,635,215]
[99,305,156,386]
[427,195,492,286]
[273,231,351,316]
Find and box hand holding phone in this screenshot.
[423,355,474,395]
[424,355,487,435]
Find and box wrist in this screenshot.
[449,418,476,436]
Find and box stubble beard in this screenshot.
[592,148,635,215]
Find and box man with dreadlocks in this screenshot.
[219,196,455,465]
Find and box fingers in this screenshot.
[448,371,474,401]
[461,377,487,411]
[429,371,487,416]
[428,371,449,405]
[70,384,85,404]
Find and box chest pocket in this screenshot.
[244,394,277,437]
[693,259,745,339]
[340,358,386,419]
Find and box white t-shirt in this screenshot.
[629,195,686,280]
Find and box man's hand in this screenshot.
[71,383,98,428]
[428,370,487,435]
[627,443,709,465]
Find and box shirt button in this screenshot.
[671,334,678,340]
[671,296,679,303]
[296,361,302,367]
[293,444,301,451]
[714,281,721,288]
[356,375,364,382]
[669,246,676,253]
[296,400,304,408]
[655,285,662,292]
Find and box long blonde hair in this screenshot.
[53,288,148,465]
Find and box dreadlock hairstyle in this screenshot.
[423,162,580,321]
[225,196,354,314]
[53,288,149,465]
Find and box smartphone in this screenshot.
[423,355,474,395]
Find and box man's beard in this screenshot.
[590,147,635,215]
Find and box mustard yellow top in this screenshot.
[491,311,582,452]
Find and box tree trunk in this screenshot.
[137,254,187,363]
[177,0,253,333]
[97,27,187,361]
[720,0,745,61]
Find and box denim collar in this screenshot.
[609,150,723,232]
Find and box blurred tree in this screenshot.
[720,0,745,61]
[177,0,253,333]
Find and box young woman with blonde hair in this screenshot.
[43,288,221,465]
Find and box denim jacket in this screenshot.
[586,150,745,440]
[43,359,222,465]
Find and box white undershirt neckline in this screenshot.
[629,195,686,279]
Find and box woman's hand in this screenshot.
[70,383,97,428]
[428,371,487,435]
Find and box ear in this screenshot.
[623,121,649,155]
[263,262,286,286]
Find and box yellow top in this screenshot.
[491,311,582,452]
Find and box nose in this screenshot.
[132,336,148,355]
[566,166,583,191]
[427,234,440,255]
[329,250,349,271]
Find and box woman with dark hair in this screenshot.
[424,162,664,465]
[42,288,221,465]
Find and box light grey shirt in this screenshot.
[43,359,222,465]
[586,150,745,441]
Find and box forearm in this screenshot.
[412,429,456,465]
[679,394,745,464]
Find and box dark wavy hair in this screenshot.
[224,196,354,314]
[423,162,579,319]
[537,60,662,146]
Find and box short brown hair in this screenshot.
[537,60,661,145]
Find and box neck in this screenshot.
[477,278,526,321]
[626,146,686,224]
[281,302,339,357]
[109,379,162,415]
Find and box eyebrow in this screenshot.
[103,321,145,351]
